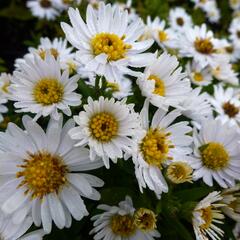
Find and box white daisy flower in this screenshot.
[204,1,220,23]
[131,100,192,198]
[180,87,213,124]
[137,52,191,110]
[179,24,227,68]
[230,17,240,48]
[210,85,240,126]
[189,119,240,188]
[61,3,154,82]
[53,0,82,12]
[221,184,240,221]
[90,196,160,240]
[69,96,140,168]
[147,17,177,50]
[0,115,104,233]
[190,0,209,10]
[0,214,45,240]
[193,191,225,240]
[210,58,239,85]
[26,0,60,20]
[224,42,240,63]
[0,73,12,97]
[186,61,213,86]
[169,7,193,32]
[10,52,81,120]
[229,0,240,10]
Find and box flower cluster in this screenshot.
[0,0,240,239]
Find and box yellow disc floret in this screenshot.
[91,33,132,61]
[40,0,52,8]
[194,38,214,54]
[111,214,136,237]
[200,142,230,170]
[166,161,193,184]
[39,48,59,60]
[193,72,204,82]
[148,75,166,96]
[134,208,157,232]
[89,112,118,142]
[199,206,213,229]
[158,31,168,42]
[140,128,173,168]
[16,151,68,199]
[33,78,64,106]
[222,101,239,118]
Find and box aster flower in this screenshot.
[186,61,213,86]
[179,87,213,125]
[210,85,240,126]
[229,17,240,48]
[10,52,81,120]
[27,0,60,20]
[188,119,240,188]
[221,185,240,221]
[68,96,140,168]
[169,7,193,32]
[0,214,45,240]
[137,52,191,110]
[53,0,82,11]
[90,196,160,240]
[0,73,12,97]
[179,24,228,68]
[192,191,225,240]
[0,115,104,233]
[61,3,154,82]
[131,100,192,197]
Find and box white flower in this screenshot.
[229,17,240,48]
[69,96,140,168]
[61,3,154,82]
[221,185,240,221]
[179,24,227,68]
[229,0,240,10]
[0,73,12,97]
[189,119,240,188]
[53,0,82,11]
[137,52,191,110]
[10,52,81,120]
[26,0,60,20]
[90,196,160,240]
[204,1,220,23]
[0,213,45,240]
[131,100,192,198]
[210,85,240,126]
[169,7,193,32]
[186,61,213,86]
[0,115,104,233]
[224,41,240,63]
[193,191,225,240]
[210,57,239,85]
[180,87,213,124]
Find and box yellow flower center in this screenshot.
[106,82,120,92]
[1,81,10,93]
[148,74,166,96]
[200,142,230,170]
[199,206,213,229]
[89,112,118,142]
[158,31,168,42]
[63,0,73,4]
[166,162,193,184]
[140,128,173,168]
[111,214,136,237]
[176,17,184,26]
[222,102,239,118]
[33,78,64,106]
[40,0,52,8]
[16,151,68,199]
[134,208,157,232]
[194,38,214,54]
[193,72,204,82]
[39,48,59,60]
[91,33,132,61]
